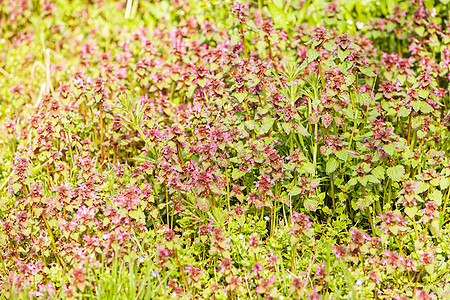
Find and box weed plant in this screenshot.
[0,0,450,299]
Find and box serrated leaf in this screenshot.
[389,225,399,235]
[129,210,144,220]
[416,130,427,139]
[245,120,255,130]
[234,92,248,103]
[232,169,246,180]
[281,122,292,134]
[301,162,315,175]
[415,181,429,194]
[338,49,350,62]
[246,19,257,30]
[326,157,339,174]
[430,190,442,206]
[348,177,358,186]
[420,102,434,114]
[383,143,395,156]
[296,124,310,136]
[289,186,303,196]
[386,165,405,182]
[197,79,207,87]
[358,176,369,186]
[397,106,410,117]
[366,175,380,184]
[304,197,318,211]
[430,220,440,237]
[12,183,22,194]
[418,89,430,98]
[440,178,449,190]
[411,101,422,112]
[405,206,418,218]
[415,26,425,37]
[259,115,275,135]
[308,48,320,62]
[323,41,335,51]
[335,149,348,161]
[372,166,385,180]
[356,194,375,210]
[230,34,241,46]
[360,67,376,77]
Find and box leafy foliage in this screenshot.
[0,0,450,299]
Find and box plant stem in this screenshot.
[406,112,412,146]
[271,182,278,237]
[100,104,105,164]
[225,168,231,210]
[261,84,268,106]
[240,23,248,59]
[313,123,318,174]
[440,187,450,227]
[173,251,189,293]
[166,187,169,225]
[42,215,65,270]
[330,173,336,211]
[318,61,326,90]
[290,243,297,272]
[267,39,280,78]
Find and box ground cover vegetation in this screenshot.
[0,0,449,298]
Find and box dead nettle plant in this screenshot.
[0,0,449,299]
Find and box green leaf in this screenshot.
[259,115,275,135]
[389,225,399,235]
[386,166,405,182]
[129,209,145,220]
[338,49,350,62]
[356,194,375,210]
[348,177,358,186]
[415,181,430,194]
[440,178,449,190]
[358,176,369,186]
[415,26,425,37]
[304,197,318,211]
[230,34,241,46]
[430,190,442,206]
[411,101,422,112]
[289,186,303,196]
[424,264,435,275]
[405,206,418,219]
[420,102,434,114]
[197,79,207,87]
[281,122,292,134]
[246,19,257,30]
[417,130,427,139]
[335,149,348,161]
[360,67,376,77]
[301,162,315,175]
[232,169,246,180]
[366,175,380,184]
[430,220,441,237]
[308,48,320,62]
[372,166,385,180]
[12,183,22,194]
[326,157,339,174]
[383,143,395,156]
[418,89,430,98]
[245,120,256,130]
[234,92,248,103]
[296,124,310,136]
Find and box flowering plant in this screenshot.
[0,0,449,299]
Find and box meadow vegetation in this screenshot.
[0,0,450,298]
